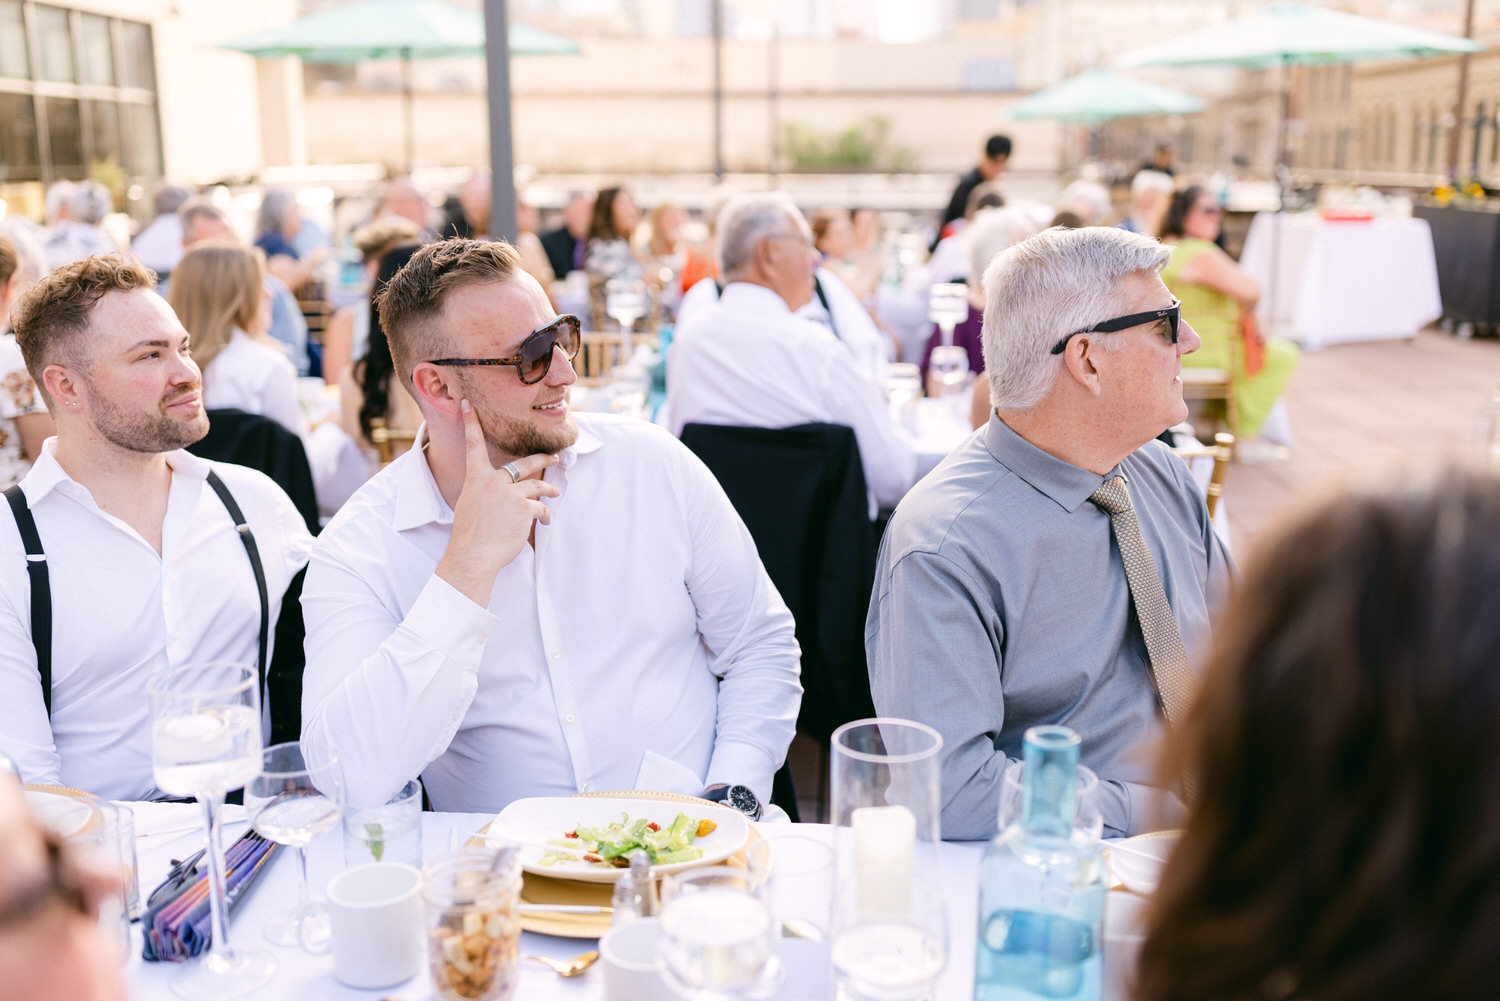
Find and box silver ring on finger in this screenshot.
[503,462,521,484]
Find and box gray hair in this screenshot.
[153,183,192,217]
[68,180,113,226]
[178,196,228,236]
[1056,180,1113,226]
[982,226,1172,411]
[43,181,75,226]
[965,207,1040,288]
[716,192,806,278]
[256,188,297,238]
[1131,169,1175,200]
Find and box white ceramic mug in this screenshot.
[600,916,666,1001]
[326,862,424,989]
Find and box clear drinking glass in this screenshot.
[882,362,923,426]
[658,866,783,1000]
[996,759,1104,840]
[606,277,648,357]
[829,718,948,1001]
[744,835,835,942]
[422,847,523,1001]
[927,345,971,398]
[927,283,969,346]
[343,778,423,867]
[247,739,345,952]
[147,662,271,999]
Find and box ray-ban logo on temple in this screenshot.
[1049,299,1181,355]
[427,314,582,384]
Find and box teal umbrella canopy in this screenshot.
[221,0,580,62]
[1116,1,1482,70]
[1009,69,1204,123]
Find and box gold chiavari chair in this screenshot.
[1171,432,1235,519]
[368,416,418,467]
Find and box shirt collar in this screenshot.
[22,438,209,506]
[391,417,604,533]
[719,282,796,317]
[982,415,1116,513]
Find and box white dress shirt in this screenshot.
[677,268,893,384]
[668,282,917,513]
[0,442,314,799]
[203,329,309,437]
[300,413,801,812]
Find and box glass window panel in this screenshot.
[0,92,39,181]
[117,20,154,90]
[0,1,27,79]
[85,100,120,170]
[35,5,74,84]
[77,13,114,86]
[122,101,160,177]
[42,96,83,177]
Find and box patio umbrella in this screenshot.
[1009,69,1204,123]
[222,0,579,171]
[1116,2,1482,175]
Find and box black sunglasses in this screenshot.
[1049,299,1181,355]
[427,314,582,385]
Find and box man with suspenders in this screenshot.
[0,254,312,799]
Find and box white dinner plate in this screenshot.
[1107,830,1181,896]
[486,795,749,884]
[24,788,97,838]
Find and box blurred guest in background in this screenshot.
[255,188,322,297]
[321,217,421,389]
[1136,465,1500,1001]
[1056,179,1115,227]
[1119,170,1175,235]
[586,185,655,332]
[129,182,192,279]
[538,190,593,279]
[670,193,915,514]
[339,243,424,470]
[513,196,556,300]
[1158,185,1298,454]
[179,197,311,377]
[0,773,129,1001]
[442,169,491,240]
[0,233,53,489]
[936,134,1012,248]
[812,207,879,304]
[926,181,1007,287]
[378,176,433,235]
[168,240,307,438]
[41,182,73,230]
[42,181,117,271]
[1142,141,1176,177]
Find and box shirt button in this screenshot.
[476,634,487,647]
[579,783,590,793]
[551,652,561,661]
[565,714,576,724]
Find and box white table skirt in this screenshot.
[123,805,988,1001]
[1238,212,1442,350]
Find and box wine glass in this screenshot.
[658,866,783,1000]
[927,283,968,347]
[606,277,648,358]
[247,740,345,952]
[882,363,923,427]
[148,662,271,999]
[996,759,1104,840]
[927,345,970,399]
[829,718,948,1001]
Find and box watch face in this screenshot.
[727,785,759,816]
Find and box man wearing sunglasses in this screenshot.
[866,226,1233,841]
[301,239,801,818]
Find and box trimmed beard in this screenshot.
[87,384,210,454]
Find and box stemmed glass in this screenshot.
[148,662,271,999]
[247,740,345,952]
[606,277,648,358]
[829,718,948,1001]
[927,283,969,347]
[927,346,970,399]
[658,866,784,1000]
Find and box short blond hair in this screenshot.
[375,237,521,385]
[11,253,157,406]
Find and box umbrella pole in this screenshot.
[1267,55,1290,342]
[403,49,415,173]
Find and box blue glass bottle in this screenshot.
[974,726,1105,1001]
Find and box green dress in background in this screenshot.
[1160,237,1299,440]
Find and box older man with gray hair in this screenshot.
[668,192,915,512]
[867,225,1233,840]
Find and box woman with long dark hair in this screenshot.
[339,242,424,466]
[1135,465,1500,1001]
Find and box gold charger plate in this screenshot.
[467,789,763,939]
[22,783,104,838]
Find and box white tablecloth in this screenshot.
[1238,212,1442,350]
[124,806,988,1001]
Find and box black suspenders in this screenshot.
[3,470,270,717]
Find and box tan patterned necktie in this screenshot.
[1089,475,1193,729]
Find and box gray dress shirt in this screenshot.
[866,417,1233,840]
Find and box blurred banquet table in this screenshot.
[910,396,978,481]
[124,803,987,1001]
[1238,212,1442,350]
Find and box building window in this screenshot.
[0,1,160,185]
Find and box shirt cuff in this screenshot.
[405,574,502,657]
[705,742,780,807]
